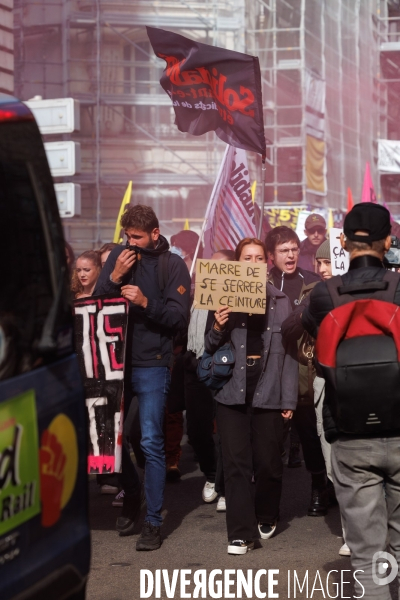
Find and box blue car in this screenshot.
[0,95,91,599]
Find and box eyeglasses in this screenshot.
[307,227,325,235]
[276,247,300,256]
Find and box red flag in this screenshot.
[147,27,266,156]
[347,187,354,213]
[361,162,376,203]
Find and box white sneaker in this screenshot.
[202,481,218,503]
[339,542,351,556]
[227,540,254,555]
[216,496,226,512]
[101,484,119,495]
[258,521,277,540]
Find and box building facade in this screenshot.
[1,0,14,94]
[14,0,387,252]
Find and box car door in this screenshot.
[0,96,90,600]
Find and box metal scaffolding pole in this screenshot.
[95,0,102,245]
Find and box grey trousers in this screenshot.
[313,376,332,482]
[331,436,400,599]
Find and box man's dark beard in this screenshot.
[146,237,158,249]
[126,236,158,251]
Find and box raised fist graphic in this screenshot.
[39,429,66,527]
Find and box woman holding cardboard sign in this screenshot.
[205,237,298,555]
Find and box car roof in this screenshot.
[0,93,20,105]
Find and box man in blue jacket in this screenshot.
[94,204,190,550]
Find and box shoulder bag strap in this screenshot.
[381,270,400,303]
[157,251,171,300]
[325,275,346,308]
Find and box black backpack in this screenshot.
[315,271,400,435]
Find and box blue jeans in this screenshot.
[132,366,171,527]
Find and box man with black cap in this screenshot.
[302,203,400,599]
[298,213,327,273]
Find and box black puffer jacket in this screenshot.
[94,236,190,368]
[302,255,400,441]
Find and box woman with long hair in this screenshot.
[204,237,298,555]
[98,242,119,268]
[71,250,102,299]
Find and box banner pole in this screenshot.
[189,145,230,278]
[257,156,266,239]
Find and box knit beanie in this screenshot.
[316,239,331,261]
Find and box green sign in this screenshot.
[0,389,40,535]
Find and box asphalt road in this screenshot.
[85,439,392,600]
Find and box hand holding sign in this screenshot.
[214,306,231,331]
[121,284,148,308]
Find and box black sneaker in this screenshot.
[136,521,162,551]
[307,487,328,517]
[166,464,181,482]
[227,540,254,555]
[258,521,277,540]
[116,489,142,537]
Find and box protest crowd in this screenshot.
[70,199,400,599]
[3,14,400,600]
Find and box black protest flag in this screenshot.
[146,27,266,156]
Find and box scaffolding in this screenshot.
[14,0,244,250]
[13,0,386,251]
[0,0,14,94]
[376,0,400,214]
[246,0,380,210]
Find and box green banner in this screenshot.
[0,389,40,536]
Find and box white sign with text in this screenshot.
[329,228,349,276]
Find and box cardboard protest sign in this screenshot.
[73,296,129,474]
[329,228,349,276]
[193,259,267,314]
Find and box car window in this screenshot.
[0,158,71,380]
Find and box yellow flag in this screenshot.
[327,208,334,230]
[113,181,132,244]
[251,180,257,204]
[184,219,190,230]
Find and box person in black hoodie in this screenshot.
[266,226,329,517]
[94,204,190,551]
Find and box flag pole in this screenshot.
[257,156,266,239]
[189,145,230,278]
